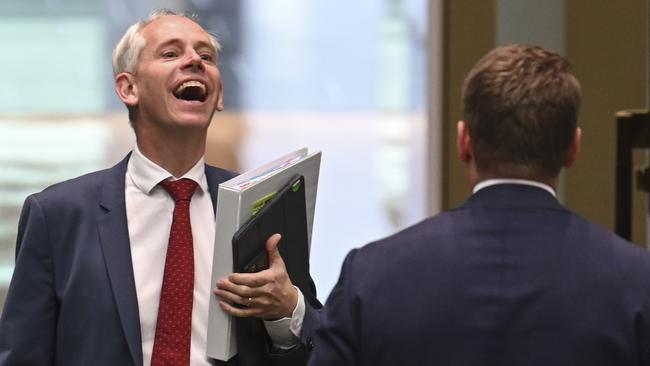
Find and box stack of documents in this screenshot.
[206,148,321,361]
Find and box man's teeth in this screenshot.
[175,80,206,96]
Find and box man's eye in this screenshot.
[200,54,214,62]
[162,51,177,58]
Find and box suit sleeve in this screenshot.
[307,249,360,366]
[0,195,58,365]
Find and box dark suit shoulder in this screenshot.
[346,213,455,279]
[38,167,113,193]
[359,212,455,254]
[353,207,650,293]
[567,211,650,282]
[23,156,130,227]
[31,166,117,208]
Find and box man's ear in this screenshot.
[563,127,581,168]
[216,80,224,112]
[457,121,472,163]
[114,73,139,107]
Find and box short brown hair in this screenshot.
[461,44,581,179]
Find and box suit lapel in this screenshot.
[92,162,234,366]
[97,155,143,366]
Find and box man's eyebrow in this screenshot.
[154,38,215,53]
[195,40,216,54]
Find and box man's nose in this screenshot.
[183,51,204,71]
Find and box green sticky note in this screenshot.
[291,179,301,192]
[251,191,277,216]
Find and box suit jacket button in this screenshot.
[307,338,315,350]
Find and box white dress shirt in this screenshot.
[473,178,556,197]
[125,146,303,366]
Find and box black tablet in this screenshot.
[231,175,311,293]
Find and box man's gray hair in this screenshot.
[111,9,221,76]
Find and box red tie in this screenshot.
[151,178,198,366]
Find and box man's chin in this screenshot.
[171,110,215,128]
[176,117,213,128]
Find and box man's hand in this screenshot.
[214,233,298,320]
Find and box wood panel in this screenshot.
[442,0,496,210]
[565,0,647,242]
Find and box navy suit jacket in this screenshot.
[309,184,650,366]
[0,155,320,366]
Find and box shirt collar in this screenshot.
[472,178,556,197]
[127,144,208,194]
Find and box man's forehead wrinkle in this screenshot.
[144,16,208,36]
[142,20,216,52]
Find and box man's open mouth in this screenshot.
[173,80,207,102]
